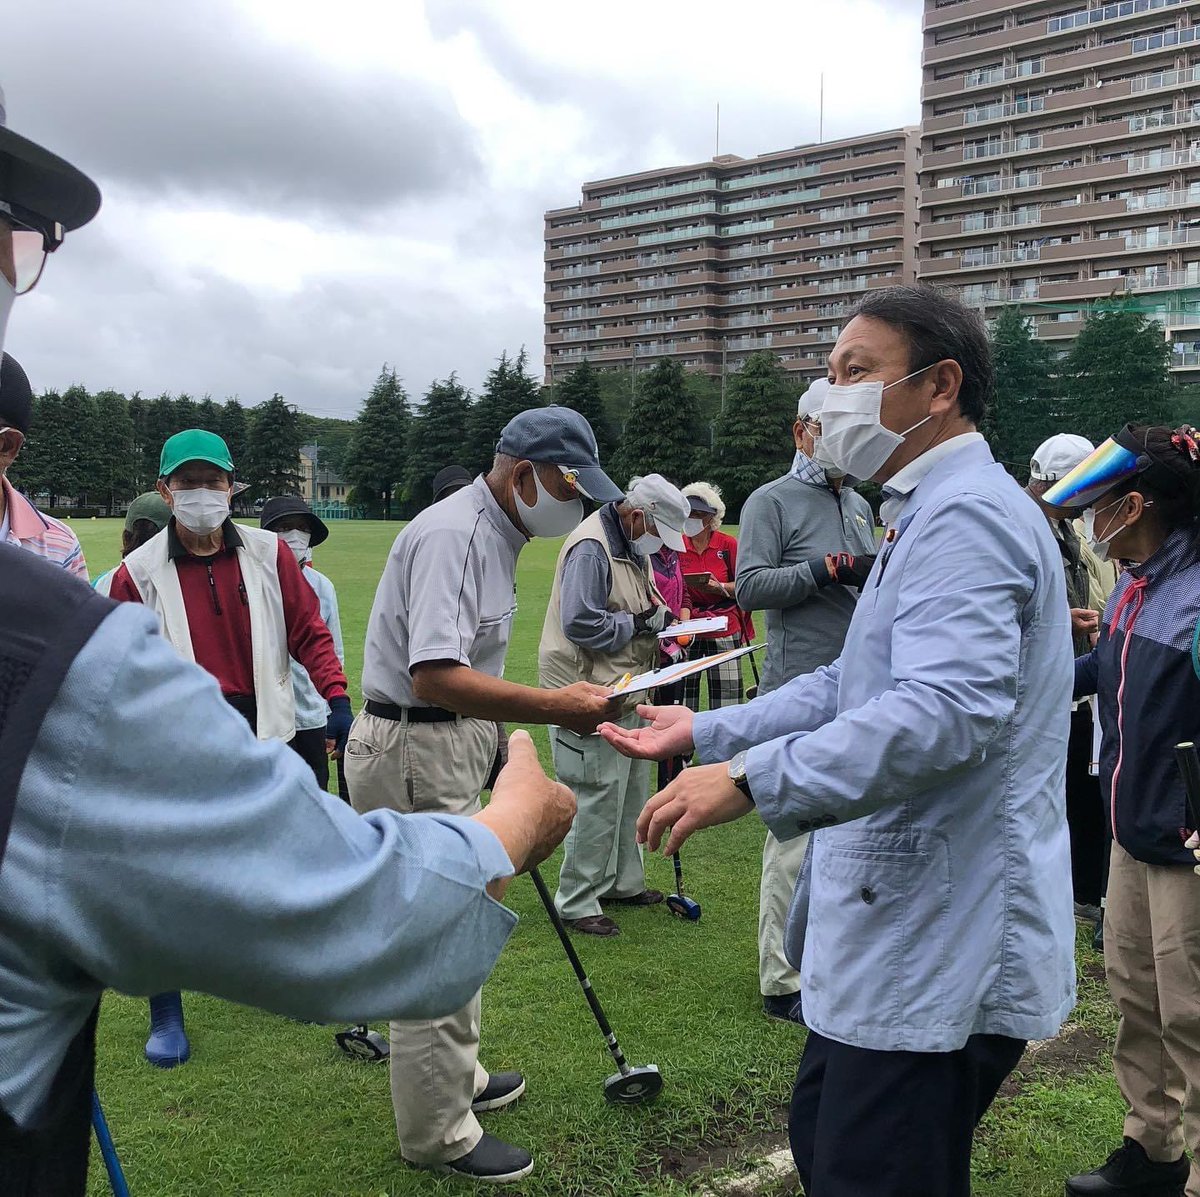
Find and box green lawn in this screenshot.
[69,518,1123,1196]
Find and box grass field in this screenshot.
[69,517,1123,1196]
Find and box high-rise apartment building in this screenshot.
[543,130,920,384]
[919,0,1200,376]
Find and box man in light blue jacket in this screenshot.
[601,284,1076,1197]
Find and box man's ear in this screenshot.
[793,419,806,452]
[156,478,173,505]
[928,359,964,417]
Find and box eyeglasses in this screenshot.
[0,203,65,295]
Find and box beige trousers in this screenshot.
[345,711,497,1165]
[759,829,809,997]
[551,715,650,921]
[1106,841,1200,1194]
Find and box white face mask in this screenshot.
[513,465,584,538]
[279,528,311,563]
[171,487,230,535]
[1085,493,1142,562]
[809,439,847,481]
[820,364,935,481]
[683,517,705,538]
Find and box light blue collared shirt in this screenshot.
[696,438,1076,1052]
[0,602,516,1125]
[292,564,343,730]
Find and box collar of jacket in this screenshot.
[1126,525,1200,585]
[167,516,243,561]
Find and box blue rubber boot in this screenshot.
[145,991,190,1068]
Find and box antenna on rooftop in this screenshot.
[715,102,720,157]
[819,74,825,144]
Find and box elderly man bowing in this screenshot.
[539,473,689,937]
[602,285,1076,1197]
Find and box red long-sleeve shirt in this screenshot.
[679,529,753,642]
[110,523,347,702]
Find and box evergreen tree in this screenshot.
[92,389,138,512]
[8,391,58,501]
[610,359,703,487]
[245,393,304,501]
[466,348,540,474]
[40,385,100,506]
[985,306,1060,477]
[1065,307,1175,443]
[126,392,149,490]
[342,366,411,518]
[195,395,224,433]
[141,394,178,472]
[174,393,198,432]
[406,374,474,508]
[219,399,249,473]
[710,352,799,514]
[553,360,612,458]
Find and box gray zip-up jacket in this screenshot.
[735,462,876,694]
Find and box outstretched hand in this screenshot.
[636,761,754,856]
[598,703,695,761]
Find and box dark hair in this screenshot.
[850,284,994,425]
[121,519,162,557]
[1112,424,1200,533]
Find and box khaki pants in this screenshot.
[345,711,497,1165]
[552,715,650,921]
[759,830,809,997]
[1106,841,1200,1194]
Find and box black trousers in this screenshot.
[789,1029,1026,1197]
[290,726,330,792]
[1065,704,1106,907]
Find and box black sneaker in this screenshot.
[472,1071,526,1113]
[762,992,805,1025]
[1065,1137,1189,1195]
[434,1134,533,1184]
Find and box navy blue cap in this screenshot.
[496,405,622,502]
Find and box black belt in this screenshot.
[365,699,459,724]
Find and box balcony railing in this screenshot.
[599,178,715,208]
[1133,22,1199,53]
[600,201,716,231]
[963,134,1043,161]
[1048,0,1181,34]
[1133,63,1200,93]
[962,172,1042,196]
[636,297,678,312]
[718,164,821,191]
[724,335,774,350]
[964,96,1047,124]
[560,263,602,278]
[637,225,718,246]
[1128,147,1200,173]
[964,59,1044,89]
[728,240,773,258]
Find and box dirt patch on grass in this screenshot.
[997,1024,1111,1100]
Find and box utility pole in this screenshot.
[819,74,825,144]
[715,102,720,157]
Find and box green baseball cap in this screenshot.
[159,429,234,478]
[124,491,171,532]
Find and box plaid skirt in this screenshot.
[680,635,744,712]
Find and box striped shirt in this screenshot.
[1,477,88,579]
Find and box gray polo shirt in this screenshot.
[735,461,876,695]
[361,477,526,707]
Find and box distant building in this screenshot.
[298,444,350,511]
[543,129,920,383]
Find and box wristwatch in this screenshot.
[728,750,755,806]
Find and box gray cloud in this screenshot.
[2,0,482,215]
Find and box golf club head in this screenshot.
[666,893,702,921]
[604,1065,663,1103]
[334,1026,389,1062]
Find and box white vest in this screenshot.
[123,523,296,742]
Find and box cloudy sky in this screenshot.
[4,0,923,418]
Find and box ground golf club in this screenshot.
[658,756,701,922]
[334,1024,389,1061]
[529,867,663,1103]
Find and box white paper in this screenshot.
[611,642,763,697]
[657,615,729,640]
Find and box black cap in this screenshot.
[0,86,101,231]
[496,405,622,502]
[687,493,718,517]
[259,495,329,546]
[0,352,32,434]
[432,465,473,503]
